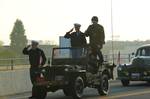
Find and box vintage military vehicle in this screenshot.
[117,44,150,86]
[33,47,115,99]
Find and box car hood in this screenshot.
[118,57,150,72]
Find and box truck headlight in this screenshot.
[42,69,46,73]
[124,72,129,76]
[64,68,69,71]
[117,67,122,71]
[144,72,148,76]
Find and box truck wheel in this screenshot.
[97,74,109,96]
[34,86,47,99]
[69,76,84,99]
[121,80,130,86]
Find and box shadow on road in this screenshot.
[46,81,150,99]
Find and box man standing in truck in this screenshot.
[64,23,87,58]
[85,16,105,64]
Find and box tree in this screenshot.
[10,19,27,56]
[0,41,3,47]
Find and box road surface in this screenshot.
[3,80,150,99]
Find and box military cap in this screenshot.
[74,23,81,27]
[31,40,39,45]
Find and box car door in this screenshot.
[136,47,150,75]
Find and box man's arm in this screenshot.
[22,45,30,55]
[41,50,47,66]
[64,28,74,38]
[64,32,71,38]
[100,26,105,44]
[81,33,87,46]
[84,25,91,37]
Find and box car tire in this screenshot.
[97,74,109,96]
[121,80,130,86]
[34,86,47,99]
[68,76,84,99]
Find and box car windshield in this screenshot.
[136,47,150,56]
[53,47,87,59]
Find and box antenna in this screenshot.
[111,0,115,65]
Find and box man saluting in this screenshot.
[64,23,87,58]
[23,40,46,99]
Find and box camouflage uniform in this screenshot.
[85,23,105,64]
[85,23,105,46]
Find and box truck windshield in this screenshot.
[53,47,87,59]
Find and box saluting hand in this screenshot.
[67,28,74,34]
[26,45,32,50]
[27,45,31,48]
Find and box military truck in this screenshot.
[117,44,150,86]
[33,47,115,99]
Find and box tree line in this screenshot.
[1,19,150,58]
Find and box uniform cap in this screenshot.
[74,23,81,27]
[31,40,39,45]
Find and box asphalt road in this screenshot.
[4,80,150,99]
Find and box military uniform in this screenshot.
[64,31,87,47]
[85,23,105,64]
[64,31,87,58]
[85,23,105,46]
[23,45,46,98]
[65,23,87,58]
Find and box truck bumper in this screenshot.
[117,76,150,81]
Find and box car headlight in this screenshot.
[143,72,148,76]
[64,68,69,71]
[124,72,129,76]
[117,67,122,71]
[41,69,46,73]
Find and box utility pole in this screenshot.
[111,0,115,64]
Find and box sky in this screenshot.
[0,0,150,45]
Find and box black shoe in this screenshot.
[29,96,36,99]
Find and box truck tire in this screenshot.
[121,80,130,86]
[97,74,109,96]
[68,76,84,99]
[34,86,47,99]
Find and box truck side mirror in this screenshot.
[132,52,135,55]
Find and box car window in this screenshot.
[136,49,141,56]
[136,47,150,56]
[145,48,150,56]
[141,49,146,56]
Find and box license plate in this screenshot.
[131,73,140,78]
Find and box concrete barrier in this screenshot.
[0,69,32,96]
[0,67,118,96]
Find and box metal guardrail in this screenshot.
[104,54,132,64]
[0,58,29,70]
[0,54,132,70]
